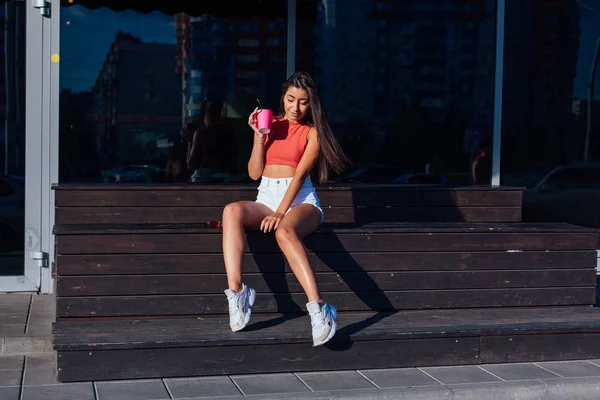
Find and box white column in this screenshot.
[491,0,505,187]
[286,0,297,78]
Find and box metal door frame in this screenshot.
[0,0,54,293]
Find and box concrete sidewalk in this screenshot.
[2,355,600,399]
[0,294,53,356]
[2,294,600,399]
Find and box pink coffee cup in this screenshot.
[257,109,273,134]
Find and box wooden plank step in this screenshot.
[52,184,524,209]
[54,222,589,235]
[55,251,598,275]
[53,185,524,223]
[56,288,596,317]
[53,222,598,317]
[53,222,597,255]
[57,269,595,296]
[53,307,600,349]
[53,306,600,382]
[55,205,521,224]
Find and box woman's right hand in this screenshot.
[248,108,266,144]
[248,107,261,135]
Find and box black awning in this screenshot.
[60,0,320,20]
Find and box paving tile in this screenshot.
[420,365,502,385]
[543,377,600,400]
[0,369,22,386]
[359,367,440,388]
[0,355,24,370]
[0,386,20,400]
[296,370,376,391]
[180,392,335,400]
[29,294,55,317]
[23,353,57,385]
[480,363,561,380]
[0,314,27,326]
[24,323,52,337]
[22,383,95,400]
[96,379,169,400]
[4,337,53,355]
[165,376,241,398]
[328,385,453,400]
[232,373,310,395]
[535,360,600,378]
[0,295,31,313]
[449,381,546,400]
[0,325,26,337]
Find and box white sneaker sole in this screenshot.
[312,319,337,347]
[231,288,256,333]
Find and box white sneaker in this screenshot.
[224,283,256,332]
[306,301,337,346]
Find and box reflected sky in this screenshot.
[60,5,175,92]
[59,1,600,99]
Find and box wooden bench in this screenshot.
[54,184,523,224]
[51,184,600,382]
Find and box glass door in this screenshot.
[0,0,46,292]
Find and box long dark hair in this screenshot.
[279,71,348,183]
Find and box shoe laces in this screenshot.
[227,291,243,317]
[309,304,328,328]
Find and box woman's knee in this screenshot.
[275,225,299,244]
[222,202,245,224]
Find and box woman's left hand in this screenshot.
[261,212,284,232]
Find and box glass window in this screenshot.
[60,3,289,184]
[238,39,259,47]
[0,0,26,275]
[502,0,600,185]
[304,0,497,184]
[0,178,15,197]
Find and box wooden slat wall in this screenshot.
[54,186,523,224]
[52,185,599,320]
[54,228,598,318]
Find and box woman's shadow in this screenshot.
[305,229,397,351]
[243,234,305,332]
[243,225,396,349]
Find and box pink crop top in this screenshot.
[264,118,311,168]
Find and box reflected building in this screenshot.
[91,32,181,166]
[315,0,496,131]
[0,1,26,176]
[175,12,315,121]
[503,0,580,134]
[176,14,289,121]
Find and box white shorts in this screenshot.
[256,176,324,221]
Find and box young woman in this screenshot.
[221,71,347,346]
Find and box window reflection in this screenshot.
[60,0,499,185]
[60,5,289,183]
[504,0,600,228]
[310,0,497,184]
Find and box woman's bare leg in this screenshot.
[222,201,272,292]
[274,204,322,302]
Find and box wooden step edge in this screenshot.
[51,183,526,192]
[52,321,600,352]
[52,222,599,235]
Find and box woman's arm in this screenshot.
[261,127,320,232]
[247,108,266,180]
